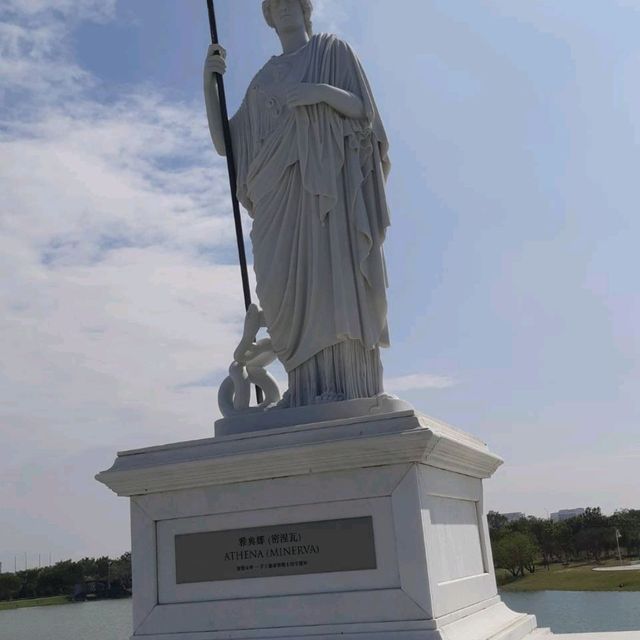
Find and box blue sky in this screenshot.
[1,0,638,569]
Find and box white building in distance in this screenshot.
[551,508,585,522]
[503,512,526,522]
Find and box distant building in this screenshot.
[551,508,585,522]
[503,512,526,522]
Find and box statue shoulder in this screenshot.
[314,32,352,50]
[314,32,360,61]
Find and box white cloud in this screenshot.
[385,373,456,392]
[0,0,249,565]
[2,99,235,262]
[1,0,117,21]
[0,0,117,103]
[0,20,87,100]
[1,102,241,450]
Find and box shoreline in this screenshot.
[0,596,70,611]
[499,561,640,592]
[0,595,131,612]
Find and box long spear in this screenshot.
[205,0,263,404]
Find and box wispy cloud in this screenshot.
[0,0,117,104]
[0,0,247,565]
[1,0,117,20]
[0,6,249,448]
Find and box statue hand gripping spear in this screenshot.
[204,0,264,405]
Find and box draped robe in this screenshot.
[230,34,391,407]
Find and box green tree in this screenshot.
[2,553,133,602]
[612,510,640,558]
[487,511,508,531]
[16,569,40,599]
[575,527,613,563]
[528,517,556,569]
[493,532,539,578]
[582,507,607,528]
[550,521,573,563]
[36,561,83,597]
[0,574,21,601]
[110,553,132,589]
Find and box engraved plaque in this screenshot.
[175,516,376,583]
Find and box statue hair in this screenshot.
[262,0,313,38]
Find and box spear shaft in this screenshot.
[205,1,263,404]
[205,0,251,310]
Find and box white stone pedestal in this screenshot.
[97,409,539,640]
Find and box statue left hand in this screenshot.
[286,83,325,108]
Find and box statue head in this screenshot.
[262,0,313,38]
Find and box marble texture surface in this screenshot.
[97,410,537,640]
[97,409,639,640]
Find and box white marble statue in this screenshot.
[205,0,391,409]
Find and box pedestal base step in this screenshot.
[549,635,640,640]
[130,602,537,640]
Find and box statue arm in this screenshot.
[317,84,366,119]
[203,44,228,156]
[286,83,366,120]
[204,79,227,156]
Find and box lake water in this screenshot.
[0,599,131,640]
[1,592,640,638]
[502,591,640,633]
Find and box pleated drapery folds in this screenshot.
[287,339,384,408]
[230,34,391,407]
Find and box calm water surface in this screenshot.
[502,591,640,633]
[2,592,640,638]
[0,599,131,640]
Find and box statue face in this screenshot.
[269,0,306,35]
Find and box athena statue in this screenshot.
[204,0,391,409]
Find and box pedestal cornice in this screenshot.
[96,411,503,497]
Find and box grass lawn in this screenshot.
[499,560,640,592]
[0,595,70,611]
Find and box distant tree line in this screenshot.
[0,553,131,602]
[489,508,640,579]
